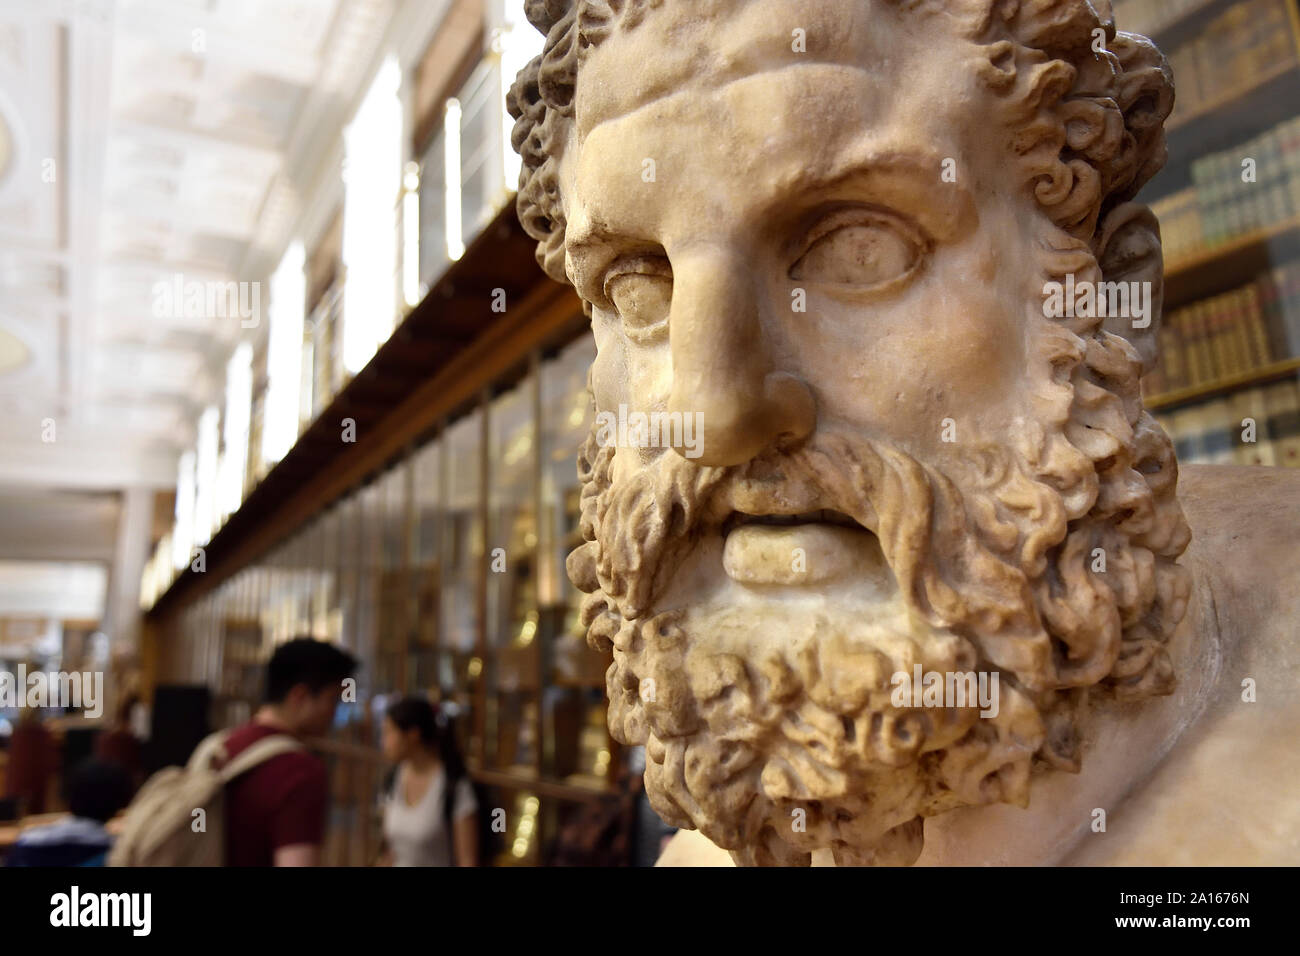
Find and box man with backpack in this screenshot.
[221,638,357,866]
[109,637,357,867]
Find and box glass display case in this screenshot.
[374,463,411,693]
[538,337,612,785]
[411,439,443,691]
[441,407,485,760]
[488,371,540,775]
[161,335,632,865]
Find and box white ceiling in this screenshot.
[0,0,399,491]
[0,558,108,622]
[0,485,120,562]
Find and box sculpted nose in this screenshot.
[666,248,816,467]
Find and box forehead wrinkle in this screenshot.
[574,63,885,206]
[577,50,878,140]
[574,0,894,135]
[571,63,973,248]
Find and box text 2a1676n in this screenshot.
[1120,892,1250,906]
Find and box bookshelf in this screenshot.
[1146,0,1255,48]
[1118,0,1300,468]
[1165,59,1298,136]
[1147,356,1300,411]
[1163,217,1300,310]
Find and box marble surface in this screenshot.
[656,465,1300,866]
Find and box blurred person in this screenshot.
[4,710,57,816]
[377,697,477,867]
[223,638,357,867]
[94,693,144,791]
[5,759,132,867]
[128,693,151,742]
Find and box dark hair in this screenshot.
[386,697,438,746]
[68,759,133,823]
[264,637,358,704]
[385,696,467,784]
[383,697,477,864]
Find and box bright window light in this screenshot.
[445,97,464,261]
[193,406,220,547]
[171,450,196,571]
[263,240,306,467]
[219,341,253,520]
[342,55,403,374]
[497,8,544,196]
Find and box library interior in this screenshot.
[0,0,1298,868]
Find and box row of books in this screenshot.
[1112,0,1207,38]
[1152,116,1300,263]
[1144,261,1300,396]
[1154,379,1300,467]
[1164,0,1295,122]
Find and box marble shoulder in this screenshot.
[1177,464,1300,576]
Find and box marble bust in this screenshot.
[508,0,1300,865]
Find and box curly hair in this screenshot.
[508,2,1193,864]
[507,1,1189,699]
[507,0,1174,283]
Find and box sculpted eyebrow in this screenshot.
[563,148,976,274]
[563,226,656,297]
[799,150,977,241]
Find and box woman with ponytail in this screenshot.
[378,697,478,866]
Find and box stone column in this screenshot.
[101,485,153,719]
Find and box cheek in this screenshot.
[787,232,1024,439]
[590,311,624,411]
[591,308,672,410]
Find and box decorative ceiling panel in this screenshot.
[0,0,394,490]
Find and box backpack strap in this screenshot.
[218,734,306,783]
[187,730,235,772]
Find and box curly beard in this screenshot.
[567,241,1191,867]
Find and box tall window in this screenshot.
[453,62,500,250]
[419,124,449,286]
[172,450,196,571]
[193,406,220,547]
[444,97,464,261]
[264,241,306,467]
[219,341,253,520]
[342,55,403,375]
[496,0,543,196]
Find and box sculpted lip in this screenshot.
[721,510,879,585]
[723,508,862,533]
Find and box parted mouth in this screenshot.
[722,508,864,535]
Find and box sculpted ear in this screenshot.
[1096,202,1163,374]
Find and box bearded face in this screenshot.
[570,236,1189,865]
[511,0,1191,865]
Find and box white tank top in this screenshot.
[382,763,476,867]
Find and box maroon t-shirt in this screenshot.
[222,723,328,866]
[4,720,56,813]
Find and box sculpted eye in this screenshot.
[790,209,924,292]
[604,255,673,344]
